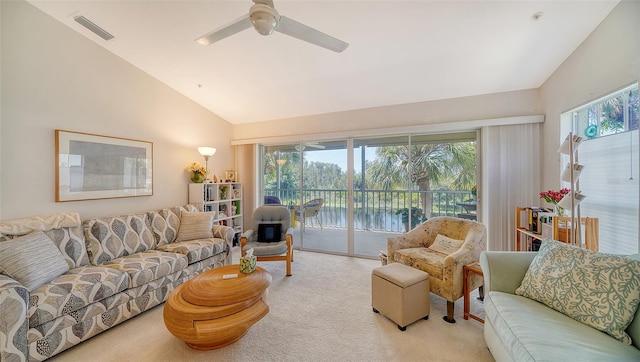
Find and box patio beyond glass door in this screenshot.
[353,136,410,257]
[298,141,348,254]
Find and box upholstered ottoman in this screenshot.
[371,262,430,331]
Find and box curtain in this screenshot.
[481,123,541,251]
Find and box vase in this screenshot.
[555,205,565,217]
[190,172,205,183]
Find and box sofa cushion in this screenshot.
[28,265,129,327]
[515,239,640,345]
[43,226,90,269]
[486,291,640,361]
[84,214,156,265]
[100,250,188,288]
[176,212,214,242]
[393,248,444,280]
[0,232,69,292]
[428,234,464,255]
[148,205,198,247]
[156,238,227,264]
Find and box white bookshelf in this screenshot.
[188,182,243,238]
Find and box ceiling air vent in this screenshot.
[73,15,114,41]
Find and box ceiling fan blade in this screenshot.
[276,16,348,53]
[195,14,252,45]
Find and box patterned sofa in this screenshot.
[0,205,233,361]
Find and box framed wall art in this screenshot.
[225,169,237,182]
[55,130,153,202]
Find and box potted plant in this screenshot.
[187,162,207,183]
[396,207,425,232]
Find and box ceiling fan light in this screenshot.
[250,4,278,36]
[251,12,277,35]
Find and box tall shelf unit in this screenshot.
[189,182,243,240]
[558,132,587,247]
[515,131,599,252]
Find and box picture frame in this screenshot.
[55,130,153,202]
[225,169,237,182]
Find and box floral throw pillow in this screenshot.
[428,234,464,255]
[515,239,640,345]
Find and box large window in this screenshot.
[563,83,639,254]
[261,134,477,258]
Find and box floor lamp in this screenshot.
[198,147,216,181]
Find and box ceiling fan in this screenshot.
[195,0,349,53]
[295,143,325,151]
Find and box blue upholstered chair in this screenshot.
[264,195,282,205]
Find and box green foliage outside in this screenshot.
[263,141,477,222]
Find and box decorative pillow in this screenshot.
[428,234,464,255]
[0,231,69,291]
[176,212,214,242]
[515,239,640,345]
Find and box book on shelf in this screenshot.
[519,207,553,233]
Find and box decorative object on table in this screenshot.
[395,207,425,232]
[539,188,570,216]
[55,130,153,202]
[197,146,216,181]
[239,248,257,274]
[225,169,237,182]
[187,162,207,183]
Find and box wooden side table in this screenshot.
[463,262,484,323]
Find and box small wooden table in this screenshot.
[163,265,271,350]
[463,262,484,323]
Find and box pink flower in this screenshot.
[539,188,570,204]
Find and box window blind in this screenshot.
[577,130,639,254]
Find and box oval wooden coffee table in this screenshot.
[163,265,272,350]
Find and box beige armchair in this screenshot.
[387,216,487,323]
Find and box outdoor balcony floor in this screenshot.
[290,223,401,258]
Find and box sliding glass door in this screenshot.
[353,136,410,257]
[261,133,477,258]
[299,141,348,253]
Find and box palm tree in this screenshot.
[368,141,476,218]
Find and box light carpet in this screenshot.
[50,249,494,362]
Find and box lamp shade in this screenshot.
[198,147,216,157]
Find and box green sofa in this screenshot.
[480,250,640,362]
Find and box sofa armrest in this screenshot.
[0,275,29,361]
[212,225,234,245]
[212,225,235,265]
[480,251,536,294]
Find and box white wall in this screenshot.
[539,0,640,191]
[233,89,542,141]
[0,0,233,220]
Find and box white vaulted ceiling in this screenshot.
[28,0,620,124]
